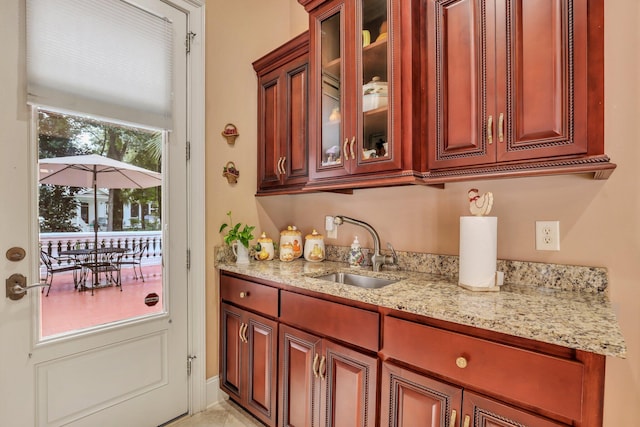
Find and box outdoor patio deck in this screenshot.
[41,264,163,337]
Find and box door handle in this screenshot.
[463,415,470,427]
[449,409,457,427]
[487,115,493,144]
[238,323,245,343]
[349,136,356,160]
[312,353,320,378]
[242,323,249,343]
[6,274,49,300]
[498,113,504,142]
[343,138,349,162]
[319,355,326,379]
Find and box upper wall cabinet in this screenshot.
[253,32,310,195]
[299,0,426,191]
[425,0,615,182]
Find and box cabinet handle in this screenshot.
[463,415,470,427]
[487,115,493,144]
[455,356,468,369]
[319,355,326,379]
[498,113,504,142]
[280,156,287,175]
[343,138,349,162]
[238,323,245,343]
[312,353,320,378]
[242,323,249,343]
[449,409,457,427]
[239,291,247,299]
[349,136,356,160]
[276,157,282,175]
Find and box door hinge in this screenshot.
[187,355,197,376]
[186,140,191,161]
[186,248,191,270]
[186,31,196,54]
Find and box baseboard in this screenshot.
[206,376,228,408]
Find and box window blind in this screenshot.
[26,0,173,130]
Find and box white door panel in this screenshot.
[0,1,204,425]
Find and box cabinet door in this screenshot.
[282,56,310,187]
[245,312,278,427]
[427,0,493,169]
[380,362,462,427]
[461,391,567,427]
[496,0,588,162]
[255,33,309,193]
[279,324,322,427]
[310,1,350,179]
[258,69,287,190]
[321,340,378,427]
[220,303,244,401]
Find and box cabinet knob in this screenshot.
[455,356,468,369]
[239,291,248,298]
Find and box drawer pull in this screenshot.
[449,409,457,427]
[312,353,320,378]
[463,415,470,427]
[239,291,248,298]
[455,356,468,369]
[319,355,326,379]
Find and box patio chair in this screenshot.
[117,242,149,282]
[40,250,82,296]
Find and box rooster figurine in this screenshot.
[468,188,494,216]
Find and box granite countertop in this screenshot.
[217,259,627,358]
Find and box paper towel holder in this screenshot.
[459,271,504,292]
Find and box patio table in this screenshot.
[60,247,127,293]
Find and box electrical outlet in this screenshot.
[535,221,560,251]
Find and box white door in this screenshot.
[0,1,204,426]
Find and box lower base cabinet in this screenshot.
[220,302,278,427]
[279,324,378,427]
[381,362,566,427]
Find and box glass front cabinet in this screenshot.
[303,0,422,188]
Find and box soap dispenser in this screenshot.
[349,236,364,268]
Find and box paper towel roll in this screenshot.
[459,216,497,288]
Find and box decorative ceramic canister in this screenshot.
[279,242,295,262]
[280,225,303,259]
[304,229,325,262]
[255,232,275,261]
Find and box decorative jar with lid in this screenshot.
[304,229,325,262]
[255,232,275,261]
[280,225,302,260]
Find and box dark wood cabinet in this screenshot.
[426,0,614,181]
[219,271,607,427]
[381,362,566,427]
[300,0,425,190]
[220,278,279,427]
[253,32,309,195]
[279,324,378,427]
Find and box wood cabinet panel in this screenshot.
[280,290,379,352]
[254,32,309,194]
[220,302,278,427]
[382,316,584,421]
[220,274,279,318]
[461,390,567,427]
[322,340,378,427]
[381,361,462,427]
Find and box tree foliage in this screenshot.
[38,109,162,232]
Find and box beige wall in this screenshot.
[206,0,640,424]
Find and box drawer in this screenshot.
[382,316,584,421]
[220,274,279,318]
[280,290,379,352]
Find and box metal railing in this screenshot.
[39,231,162,267]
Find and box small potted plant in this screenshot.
[219,211,255,264]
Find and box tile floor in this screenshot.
[167,399,263,427]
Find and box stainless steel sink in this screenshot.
[314,272,398,289]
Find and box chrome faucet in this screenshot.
[333,215,397,271]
